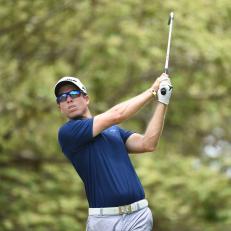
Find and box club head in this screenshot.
[168,12,174,25]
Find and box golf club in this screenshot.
[161,12,174,95]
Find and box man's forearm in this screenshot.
[96,73,171,138]
[142,102,167,151]
[108,89,154,123]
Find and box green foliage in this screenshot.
[0,0,230,230]
[135,153,231,231]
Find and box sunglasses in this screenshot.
[56,90,82,103]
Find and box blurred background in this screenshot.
[0,0,230,230]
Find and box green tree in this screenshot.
[0,0,230,230]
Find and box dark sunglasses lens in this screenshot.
[58,94,68,103]
[69,90,81,98]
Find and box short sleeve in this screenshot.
[117,126,134,143]
[58,118,94,153]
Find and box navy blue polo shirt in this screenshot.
[58,118,145,208]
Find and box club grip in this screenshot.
[161,68,169,95]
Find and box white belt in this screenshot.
[89,199,148,216]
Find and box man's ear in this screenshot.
[84,95,90,105]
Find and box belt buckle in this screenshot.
[118,204,132,215]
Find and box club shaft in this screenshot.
[164,12,174,74]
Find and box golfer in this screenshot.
[54,73,172,231]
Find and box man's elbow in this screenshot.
[111,112,124,124]
[110,109,128,124]
[143,143,157,152]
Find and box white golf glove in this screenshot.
[157,77,173,105]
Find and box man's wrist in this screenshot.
[148,88,157,99]
[157,101,168,107]
[152,89,157,98]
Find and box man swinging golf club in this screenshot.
[54,72,172,230]
[54,12,174,231]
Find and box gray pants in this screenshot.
[86,207,153,231]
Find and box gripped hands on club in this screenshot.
[151,73,173,105]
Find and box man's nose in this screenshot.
[66,95,73,103]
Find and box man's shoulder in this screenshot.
[58,120,72,134]
[58,120,78,139]
[59,118,92,131]
[58,118,94,142]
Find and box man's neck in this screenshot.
[70,110,92,120]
